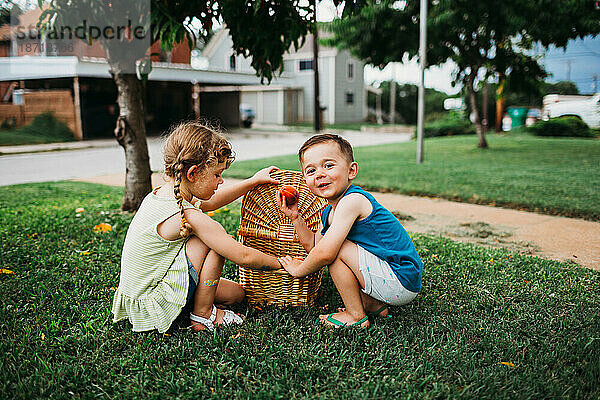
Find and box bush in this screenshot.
[527,116,593,137]
[0,113,74,146]
[416,112,476,138]
[23,112,73,139]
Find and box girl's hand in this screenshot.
[278,256,304,274]
[276,188,300,221]
[251,166,280,186]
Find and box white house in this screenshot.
[202,29,367,125]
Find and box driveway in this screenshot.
[0,130,411,187]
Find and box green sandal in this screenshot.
[370,305,392,320]
[337,305,392,319]
[323,314,369,328]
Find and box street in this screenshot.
[0,130,411,186]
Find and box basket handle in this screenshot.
[237,225,298,242]
[237,226,277,240]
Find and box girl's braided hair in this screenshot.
[163,121,234,238]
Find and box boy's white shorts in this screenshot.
[357,244,418,306]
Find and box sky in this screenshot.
[539,36,600,94]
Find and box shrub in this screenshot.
[527,116,593,137]
[416,112,476,138]
[23,112,73,139]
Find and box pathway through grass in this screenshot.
[0,182,598,399]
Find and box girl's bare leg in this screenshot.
[214,278,245,306]
[319,240,370,327]
[186,236,242,331]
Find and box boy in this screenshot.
[278,134,422,328]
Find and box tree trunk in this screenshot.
[495,73,506,133]
[466,72,488,148]
[112,73,153,211]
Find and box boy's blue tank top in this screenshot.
[320,185,422,292]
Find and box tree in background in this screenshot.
[38,0,367,210]
[367,82,447,124]
[0,1,21,25]
[326,0,600,148]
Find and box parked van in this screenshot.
[542,93,600,128]
[239,103,256,128]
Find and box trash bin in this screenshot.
[507,107,529,129]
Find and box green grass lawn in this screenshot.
[1,182,599,399]
[225,133,600,221]
[0,127,75,146]
[0,113,75,146]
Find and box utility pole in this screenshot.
[416,0,427,164]
[312,0,321,132]
[389,64,396,124]
[482,80,488,132]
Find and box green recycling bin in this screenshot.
[507,107,529,129]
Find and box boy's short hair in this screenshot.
[298,134,354,164]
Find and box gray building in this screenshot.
[202,29,367,125]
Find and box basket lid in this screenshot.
[238,170,327,241]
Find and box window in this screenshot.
[345,91,354,105]
[229,54,236,70]
[347,62,354,80]
[299,59,313,71]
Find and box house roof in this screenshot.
[0,55,294,86]
[201,28,229,59]
[201,28,338,61]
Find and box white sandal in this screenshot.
[189,305,244,332]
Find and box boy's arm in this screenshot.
[281,195,365,277]
[291,215,321,252]
[199,166,279,211]
[277,188,320,252]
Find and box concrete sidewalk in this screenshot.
[0,139,117,155]
[77,173,600,271]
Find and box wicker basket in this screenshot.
[237,169,327,307]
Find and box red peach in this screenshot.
[280,185,299,206]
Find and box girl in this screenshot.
[112,121,283,333]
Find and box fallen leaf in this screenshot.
[163,333,171,337]
[76,207,85,213]
[41,333,46,341]
[499,361,515,367]
[78,251,91,256]
[93,223,112,233]
[0,269,15,275]
[206,212,215,217]
[231,333,245,339]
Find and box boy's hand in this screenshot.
[251,166,280,186]
[276,188,300,221]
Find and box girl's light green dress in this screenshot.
[112,190,196,333]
